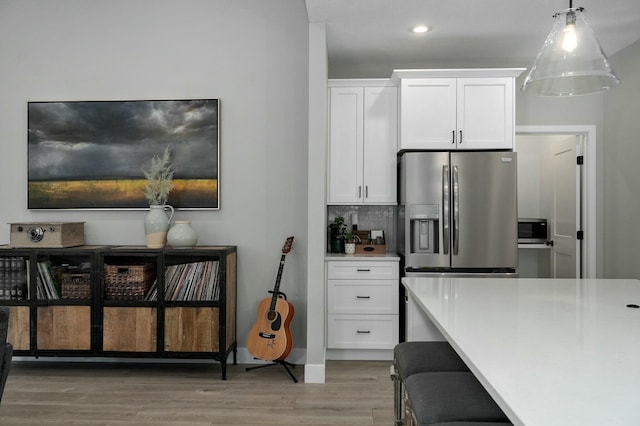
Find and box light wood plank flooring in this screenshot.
[0,360,393,425]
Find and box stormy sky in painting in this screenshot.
[28,99,218,181]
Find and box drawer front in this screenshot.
[327,314,399,349]
[327,261,399,280]
[328,279,398,314]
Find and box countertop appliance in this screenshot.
[398,151,518,276]
[518,218,548,244]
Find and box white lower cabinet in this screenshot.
[326,259,399,359]
[405,292,445,342]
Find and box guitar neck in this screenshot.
[269,254,287,309]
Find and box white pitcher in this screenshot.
[144,204,174,248]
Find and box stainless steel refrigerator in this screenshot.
[398,151,518,275]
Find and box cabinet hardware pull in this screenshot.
[365,185,368,198]
[358,185,362,198]
[356,269,371,272]
[452,130,455,144]
[356,296,371,299]
[356,330,371,334]
[459,130,463,144]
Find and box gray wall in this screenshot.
[603,39,640,279]
[0,0,310,356]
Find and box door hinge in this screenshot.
[577,230,584,240]
[577,155,584,165]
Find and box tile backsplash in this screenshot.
[327,205,397,252]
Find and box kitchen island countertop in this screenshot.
[402,276,640,426]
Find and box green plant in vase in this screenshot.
[143,146,175,206]
[328,216,346,253]
[142,147,175,248]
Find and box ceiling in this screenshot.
[305,0,640,78]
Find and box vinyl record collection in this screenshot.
[160,260,220,301]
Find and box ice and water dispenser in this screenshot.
[409,204,439,254]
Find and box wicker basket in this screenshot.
[104,263,156,301]
[61,272,92,300]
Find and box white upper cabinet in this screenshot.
[394,69,524,151]
[328,80,397,204]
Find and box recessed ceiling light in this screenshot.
[412,25,430,33]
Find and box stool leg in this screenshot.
[391,364,404,425]
[404,392,415,426]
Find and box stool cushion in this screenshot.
[394,342,469,379]
[404,372,511,425]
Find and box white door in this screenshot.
[550,136,581,278]
[328,87,364,203]
[398,78,457,150]
[457,77,514,150]
[362,86,397,204]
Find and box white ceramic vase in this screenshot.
[167,221,198,248]
[345,242,356,255]
[144,205,174,248]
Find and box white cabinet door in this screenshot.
[328,87,364,204]
[363,86,397,203]
[398,76,515,151]
[328,84,397,204]
[457,77,514,150]
[399,78,457,151]
[405,293,445,342]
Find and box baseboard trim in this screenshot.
[14,347,307,367]
[303,363,326,383]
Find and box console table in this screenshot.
[0,245,237,379]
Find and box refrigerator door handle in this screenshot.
[453,165,460,255]
[442,165,450,255]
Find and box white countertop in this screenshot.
[402,277,640,426]
[325,253,400,261]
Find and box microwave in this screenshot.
[518,218,548,244]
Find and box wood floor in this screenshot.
[0,360,394,425]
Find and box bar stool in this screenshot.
[391,341,470,425]
[403,372,512,425]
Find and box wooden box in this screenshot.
[10,222,85,248]
[355,243,386,255]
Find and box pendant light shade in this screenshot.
[521,6,620,96]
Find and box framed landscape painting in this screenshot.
[27,99,219,209]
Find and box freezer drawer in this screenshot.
[328,279,399,314]
[327,314,399,349]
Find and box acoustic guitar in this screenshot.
[246,236,295,361]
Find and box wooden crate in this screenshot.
[355,243,386,255]
[103,307,157,352]
[8,306,30,351]
[37,306,91,350]
[164,307,219,352]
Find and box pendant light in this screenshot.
[521,0,620,96]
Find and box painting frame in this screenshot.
[27,98,220,210]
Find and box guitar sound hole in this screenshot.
[266,310,282,331]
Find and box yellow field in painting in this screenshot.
[28,179,218,209]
